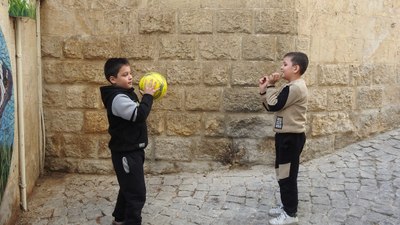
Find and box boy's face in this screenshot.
[280,56,299,81]
[109,65,133,89]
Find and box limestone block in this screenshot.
[45,110,84,132]
[308,88,327,111]
[77,159,113,174]
[334,38,364,63]
[318,64,350,86]
[147,0,204,9]
[83,110,108,133]
[196,138,232,160]
[226,115,273,138]
[82,36,120,59]
[43,85,66,108]
[255,9,297,34]
[45,157,78,173]
[179,10,213,34]
[223,88,264,112]
[350,64,372,86]
[166,62,202,85]
[371,64,396,85]
[232,61,277,86]
[154,137,194,161]
[242,35,276,60]
[185,87,222,111]
[166,113,202,136]
[45,134,64,157]
[216,10,253,33]
[85,0,145,9]
[130,61,167,83]
[145,139,155,161]
[381,106,400,129]
[97,134,111,159]
[202,62,230,86]
[303,135,335,162]
[356,86,383,109]
[383,85,400,106]
[90,10,137,36]
[326,87,354,111]
[232,138,272,165]
[151,87,184,111]
[42,60,62,84]
[159,36,197,60]
[200,0,260,9]
[41,36,63,58]
[147,111,165,135]
[40,6,80,36]
[63,35,84,59]
[309,36,335,63]
[260,0,294,8]
[303,64,317,87]
[277,36,296,60]
[43,60,105,84]
[204,113,226,137]
[296,36,311,53]
[311,112,355,136]
[353,110,383,138]
[138,10,175,34]
[121,35,156,60]
[66,85,101,109]
[334,132,360,149]
[368,39,398,64]
[63,134,98,159]
[199,35,241,60]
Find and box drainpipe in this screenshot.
[36,0,45,175]
[15,17,28,211]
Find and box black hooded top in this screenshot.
[100,85,153,152]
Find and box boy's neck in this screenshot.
[288,74,302,82]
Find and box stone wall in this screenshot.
[41,0,400,174]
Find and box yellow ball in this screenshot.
[139,72,168,100]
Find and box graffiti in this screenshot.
[0,27,14,203]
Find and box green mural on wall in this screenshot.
[8,0,36,19]
[0,27,15,203]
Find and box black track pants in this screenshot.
[275,132,305,217]
[111,150,146,225]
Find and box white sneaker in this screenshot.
[269,211,298,225]
[268,205,284,217]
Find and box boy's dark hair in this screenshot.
[284,52,309,75]
[104,58,130,82]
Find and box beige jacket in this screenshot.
[262,78,308,133]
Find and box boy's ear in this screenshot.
[109,75,117,84]
[293,65,300,74]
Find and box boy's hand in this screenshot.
[259,72,280,93]
[259,75,269,93]
[140,79,159,96]
[267,72,281,84]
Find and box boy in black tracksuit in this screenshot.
[259,52,309,225]
[100,58,156,225]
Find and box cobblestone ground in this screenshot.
[17,129,400,225]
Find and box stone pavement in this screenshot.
[17,129,400,225]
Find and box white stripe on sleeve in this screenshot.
[111,94,139,121]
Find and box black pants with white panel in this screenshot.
[275,132,306,217]
[111,149,146,225]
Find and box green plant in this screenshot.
[0,144,12,203]
[8,0,36,19]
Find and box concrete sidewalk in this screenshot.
[17,129,400,225]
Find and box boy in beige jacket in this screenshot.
[259,52,309,225]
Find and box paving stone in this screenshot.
[15,129,400,225]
